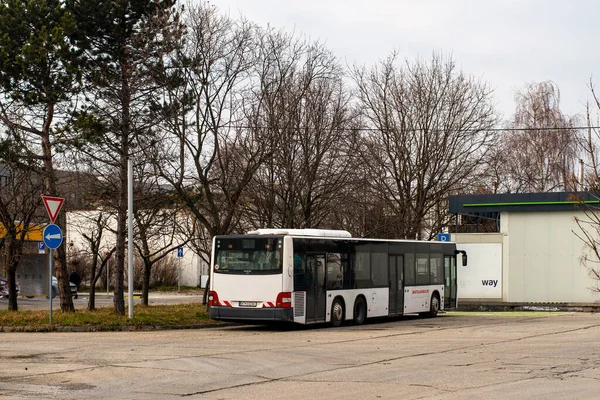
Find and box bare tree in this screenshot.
[131,160,194,305]
[152,3,263,239]
[352,52,497,239]
[245,32,359,229]
[573,79,600,292]
[68,210,116,310]
[0,139,46,310]
[496,81,579,193]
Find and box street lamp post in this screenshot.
[128,157,134,319]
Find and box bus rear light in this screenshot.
[208,291,219,307]
[276,292,292,308]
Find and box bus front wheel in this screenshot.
[330,298,344,327]
[428,294,440,318]
[353,297,366,325]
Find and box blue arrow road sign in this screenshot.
[437,233,451,242]
[43,224,63,249]
[177,247,183,258]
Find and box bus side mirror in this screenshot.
[455,250,467,266]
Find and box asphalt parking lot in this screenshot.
[1,311,599,399]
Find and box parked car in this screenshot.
[0,275,20,298]
[50,276,78,299]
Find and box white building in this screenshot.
[449,192,600,306]
[66,210,209,288]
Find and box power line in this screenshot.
[210,123,600,133]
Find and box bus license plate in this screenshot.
[239,301,257,307]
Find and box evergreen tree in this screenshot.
[68,0,181,315]
[0,0,83,312]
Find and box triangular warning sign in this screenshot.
[42,196,65,223]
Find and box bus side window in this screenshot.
[404,253,415,286]
[326,253,343,290]
[416,253,429,285]
[341,252,351,290]
[293,252,306,290]
[353,250,371,289]
[371,251,388,287]
[430,254,443,285]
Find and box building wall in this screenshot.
[454,211,600,304]
[453,233,505,302]
[502,211,596,303]
[66,211,206,288]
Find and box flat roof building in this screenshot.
[449,192,600,308]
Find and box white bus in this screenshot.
[208,229,464,326]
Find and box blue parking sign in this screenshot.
[437,233,451,242]
[38,242,45,253]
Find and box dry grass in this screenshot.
[0,303,217,331]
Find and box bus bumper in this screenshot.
[209,306,294,322]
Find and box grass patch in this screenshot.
[444,311,568,317]
[153,285,203,293]
[0,303,217,331]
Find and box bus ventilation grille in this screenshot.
[294,292,305,317]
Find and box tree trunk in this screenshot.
[114,179,127,315]
[142,261,151,306]
[40,102,74,312]
[203,276,210,305]
[55,213,74,312]
[7,261,18,311]
[88,282,96,310]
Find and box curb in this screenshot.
[0,322,234,333]
[456,303,600,313]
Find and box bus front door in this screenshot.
[444,255,457,308]
[388,255,404,315]
[305,254,326,323]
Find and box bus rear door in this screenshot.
[305,254,326,323]
[388,255,404,315]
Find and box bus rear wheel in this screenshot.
[330,298,344,327]
[353,297,366,325]
[428,294,440,318]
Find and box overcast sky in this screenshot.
[213,0,600,123]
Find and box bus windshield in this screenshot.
[214,237,282,274]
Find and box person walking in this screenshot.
[69,271,81,289]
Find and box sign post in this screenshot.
[43,224,63,324]
[177,248,183,291]
[105,252,112,295]
[41,195,64,325]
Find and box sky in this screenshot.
[212,0,600,123]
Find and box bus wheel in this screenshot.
[428,294,440,318]
[331,299,344,327]
[353,297,366,325]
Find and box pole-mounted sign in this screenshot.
[41,196,65,224]
[41,195,64,326]
[43,224,63,249]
